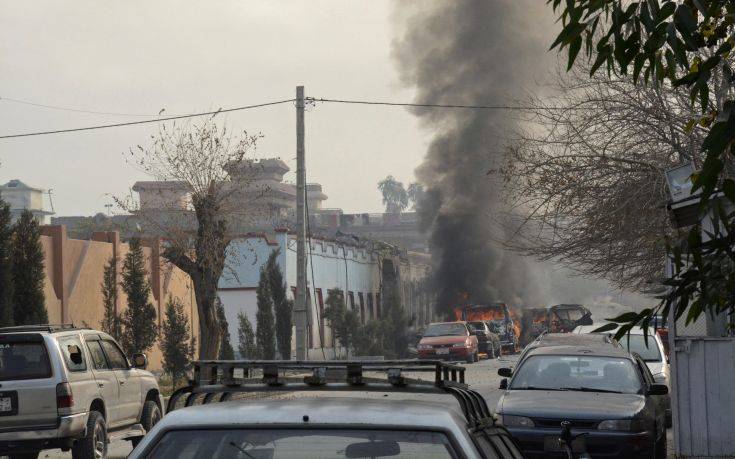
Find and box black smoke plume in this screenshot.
[393,0,555,317]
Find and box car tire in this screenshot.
[9,452,40,459]
[72,410,107,459]
[132,400,162,448]
[465,353,474,364]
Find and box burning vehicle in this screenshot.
[455,303,519,353]
[520,304,594,345]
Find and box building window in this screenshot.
[316,288,325,348]
[367,293,374,320]
[358,292,365,324]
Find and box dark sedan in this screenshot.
[496,345,668,459]
[467,321,501,358]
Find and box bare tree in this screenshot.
[498,62,709,290]
[120,118,261,359]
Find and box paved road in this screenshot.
[41,353,673,458]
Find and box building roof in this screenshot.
[132,181,188,191]
[0,179,43,192]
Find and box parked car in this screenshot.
[574,323,671,426]
[496,345,668,459]
[416,321,479,363]
[0,324,163,459]
[131,360,524,459]
[467,321,502,358]
[518,332,622,363]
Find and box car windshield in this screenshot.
[423,323,467,337]
[510,355,642,394]
[0,341,52,381]
[619,334,662,362]
[145,428,457,459]
[487,321,503,334]
[468,322,485,331]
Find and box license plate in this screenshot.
[436,348,450,355]
[543,436,585,453]
[0,397,12,412]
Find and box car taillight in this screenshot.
[56,383,74,409]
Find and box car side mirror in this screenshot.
[498,367,513,378]
[499,378,508,390]
[648,384,668,396]
[132,353,148,369]
[580,313,593,326]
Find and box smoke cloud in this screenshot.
[392,0,556,316]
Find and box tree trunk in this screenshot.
[192,273,222,359]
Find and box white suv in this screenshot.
[0,325,163,459]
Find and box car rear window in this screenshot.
[0,334,52,381]
[145,428,458,459]
[423,323,467,337]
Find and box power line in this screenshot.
[0,99,296,139]
[308,97,575,110]
[0,96,161,117]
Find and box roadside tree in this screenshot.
[160,297,196,386]
[216,297,234,360]
[100,255,122,340]
[499,61,705,290]
[237,312,258,359]
[0,199,13,327]
[11,210,47,325]
[255,268,276,359]
[122,119,261,358]
[266,249,292,359]
[548,0,735,334]
[323,289,360,357]
[119,238,157,355]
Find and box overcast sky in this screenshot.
[0,0,426,216]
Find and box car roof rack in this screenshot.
[0,324,87,333]
[168,359,495,429]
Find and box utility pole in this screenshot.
[295,86,308,360]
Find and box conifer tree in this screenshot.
[255,267,276,359]
[160,297,195,385]
[266,249,292,359]
[216,297,234,359]
[11,210,47,325]
[119,238,157,355]
[236,311,258,359]
[0,199,13,327]
[100,255,121,340]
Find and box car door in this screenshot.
[635,356,666,437]
[100,339,141,425]
[84,335,122,426]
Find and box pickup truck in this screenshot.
[0,324,163,459]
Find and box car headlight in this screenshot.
[453,342,469,348]
[598,419,650,431]
[500,415,535,427]
[417,344,432,350]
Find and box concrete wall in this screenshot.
[218,229,433,357]
[39,226,198,371]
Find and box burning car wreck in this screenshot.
[520,304,594,346]
[455,303,520,353]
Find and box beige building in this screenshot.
[39,226,198,371]
[0,179,54,223]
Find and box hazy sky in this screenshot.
[0,1,427,216]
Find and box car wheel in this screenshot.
[465,353,474,364]
[72,410,107,459]
[9,452,40,459]
[131,400,162,447]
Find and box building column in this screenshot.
[41,225,67,323]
